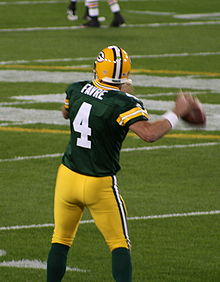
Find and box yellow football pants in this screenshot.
[52,164,130,251]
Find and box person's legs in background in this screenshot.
[67,0,78,21]
[108,0,125,27]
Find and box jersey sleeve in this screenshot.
[64,80,91,111]
[64,85,72,112]
[116,94,149,127]
[64,96,70,111]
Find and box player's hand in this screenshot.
[172,92,193,117]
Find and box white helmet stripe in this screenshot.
[111,45,122,80]
[96,45,131,84]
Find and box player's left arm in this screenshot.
[61,95,70,119]
[61,105,69,119]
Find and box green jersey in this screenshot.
[62,79,149,176]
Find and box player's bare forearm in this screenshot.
[129,119,172,142]
[129,93,194,142]
[61,105,69,119]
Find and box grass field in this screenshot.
[0,0,220,281]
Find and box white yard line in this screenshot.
[0,71,220,130]
[0,153,63,162]
[1,210,218,271]
[1,21,220,32]
[0,210,219,231]
[0,142,220,163]
[137,91,209,98]
[131,51,220,59]
[146,21,220,27]
[0,71,220,91]
[0,259,89,272]
[128,10,220,20]
[174,13,220,19]
[0,58,94,65]
[128,10,175,16]
[121,142,220,152]
[1,51,220,65]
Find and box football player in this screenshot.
[47,45,193,282]
[67,0,125,27]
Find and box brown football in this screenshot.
[181,98,206,125]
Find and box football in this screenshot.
[181,97,206,125]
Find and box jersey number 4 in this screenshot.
[72,102,92,149]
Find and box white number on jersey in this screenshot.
[72,102,92,149]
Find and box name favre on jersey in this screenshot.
[81,83,107,100]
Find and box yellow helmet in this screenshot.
[94,45,131,84]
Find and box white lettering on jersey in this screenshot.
[81,83,107,100]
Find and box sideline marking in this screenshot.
[0,64,220,77]
[0,142,220,163]
[0,259,89,272]
[1,126,220,140]
[0,211,219,231]
[1,21,220,32]
[1,51,220,66]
